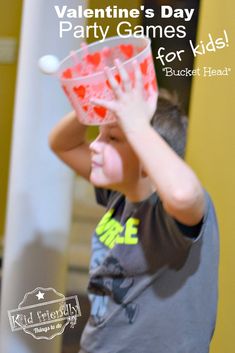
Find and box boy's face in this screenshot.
[89,123,141,191]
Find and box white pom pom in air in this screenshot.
[38,55,60,75]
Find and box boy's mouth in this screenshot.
[91,160,102,168]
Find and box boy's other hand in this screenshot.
[90,59,158,135]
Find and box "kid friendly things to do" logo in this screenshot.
[8,287,82,340]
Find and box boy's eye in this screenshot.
[109,135,118,141]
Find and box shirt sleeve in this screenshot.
[140,190,215,272]
[174,218,203,238]
[157,189,210,244]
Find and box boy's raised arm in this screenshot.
[49,110,91,181]
[125,123,205,227]
[90,60,205,226]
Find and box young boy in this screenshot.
[49,60,219,353]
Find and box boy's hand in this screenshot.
[90,59,158,135]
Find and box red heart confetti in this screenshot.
[106,74,121,89]
[62,85,70,97]
[152,79,157,91]
[73,85,86,99]
[140,59,148,75]
[62,68,72,79]
[137,46,145,53]
[120,45,134,58]
[83,105,88,112]
[144,83,149,91]
[86,52,101,67]
[94,106,107,118]
[102,47,112,57]
[75,63,83,74]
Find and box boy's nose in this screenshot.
[89,136,103,153]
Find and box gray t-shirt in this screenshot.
[80,189,219,353]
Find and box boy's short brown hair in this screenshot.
[151,89,188,158]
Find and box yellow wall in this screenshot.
[0,1,22,238]
[186,1,235,352]
[87,0,141,42]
